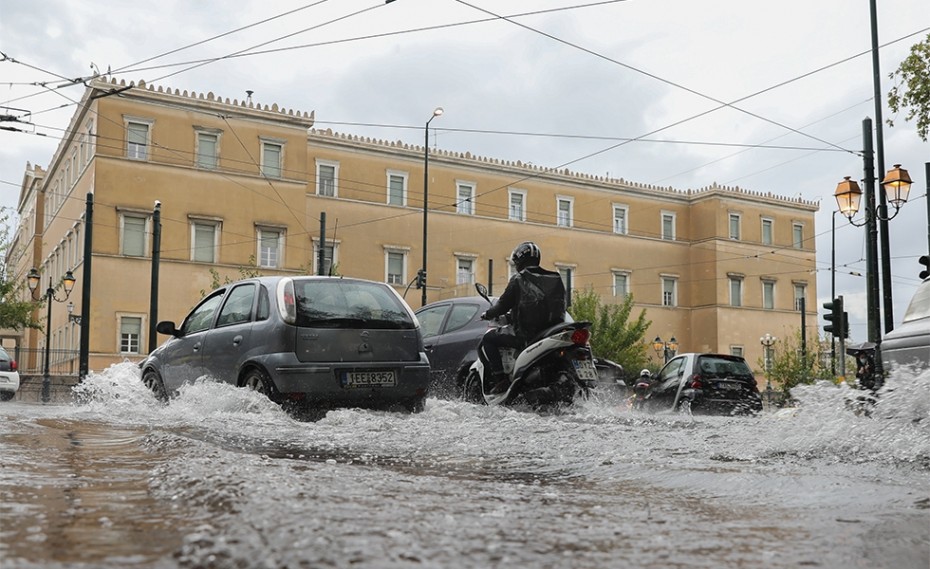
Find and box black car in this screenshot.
[415,296,492,398]
[633,353,763,415]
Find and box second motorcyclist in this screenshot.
[479,241,567,393]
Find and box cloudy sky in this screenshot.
[1,0,928,342]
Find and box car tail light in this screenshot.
[10,360,16,371]
[570,328,590,345]
[277,278,297,324]
[688,374,703,389]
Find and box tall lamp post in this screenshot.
[652,336,678,363]
[760,333,777,407]
[27,268,76,403]
[834,124,911,385]
[420,106,443,307]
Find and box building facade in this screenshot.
[10,78,818,378]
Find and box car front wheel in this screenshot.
[142,369,169,403]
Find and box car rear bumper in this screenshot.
[690,394,762,415]
[0,372,21,393]
[264,353,431,406]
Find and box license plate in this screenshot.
[717,382,742,391]
[572,359,598,381]
[342,370,396,388]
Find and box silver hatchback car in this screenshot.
[140,276,430,413]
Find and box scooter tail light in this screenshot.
[570,328,590,345]
[689,374,703,389]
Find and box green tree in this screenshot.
[200,256,263,297]
[887,32,930,142]
[758,328,833,404]
[0,208,41,331]
[568,288,652,375]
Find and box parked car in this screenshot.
[415,295,493,398]
[881,276,930,372]
[0,346,20,401]
[140,276,431,413]
[415,294,624,398]
[632,353,763,415]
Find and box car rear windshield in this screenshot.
[294,280,416,330]
[696,355,754,379]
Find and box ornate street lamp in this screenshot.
[420,106,443,307]
[27,268,76,402]
[652,335,678,363]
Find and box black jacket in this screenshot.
[485,266,566,340]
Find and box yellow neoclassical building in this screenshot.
[9,78,818,379]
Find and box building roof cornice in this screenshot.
[308,127,819,212]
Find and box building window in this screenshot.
[792,223,804,249]
[257,227,283,268]
[120,316,142,354]
[729,213,741,240]
[261,140,283,178]
[730,346,744,357]
[196,130,219,169]
[557,197,573,228]
[317,161,338,197]
[761,218,774,245]
[762,280,776,310]
[191,220,220,263]
[313,241,337,276]
[386,251,405,285]
[613,205,628,235]
[121,213,148,257]
[457,183,475,215]
[558,266,573,292]
[661,212,676,241]
[662,277,677,307]
[509,190,526,221]
[794,283,807,312]
[126,120,150,160]
[613,272,629,297]
[456,257,475,284]
[729,276,743,307]
[387,171,407,206]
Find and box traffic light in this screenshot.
[920,255,929,280]
[823,296,844,336]
[415,269,426,289]
[842,311,850,339]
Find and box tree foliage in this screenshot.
[568,288,652,376]
[887,32,930,142]
[757,328,833,402]
[0,209,41,332]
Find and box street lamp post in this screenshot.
[420,106,443,308]
[652,336,678,363]
[834,118,912,387]
[27,268,76,403]
[760,333,777,407]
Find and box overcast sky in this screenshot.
[1,0,928,343]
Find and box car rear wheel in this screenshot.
[0,391,14,402]
[142,369,169,403]
[241,367,279,403]
[678,398,693,415]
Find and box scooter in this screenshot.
[462,283,598,408]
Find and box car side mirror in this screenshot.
[475,283,490,302]
[156,321,182,338]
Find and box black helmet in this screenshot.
[511,241,541,272]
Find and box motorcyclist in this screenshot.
[479,241,567,393]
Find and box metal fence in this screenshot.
[9,347,81,377]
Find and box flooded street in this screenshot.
[1,363,928,569]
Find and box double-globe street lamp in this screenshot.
[833,120,912,386]
[652,336,678,363]
[420,107,444,308]
[27,268,76,403]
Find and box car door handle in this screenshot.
[232,335,243,346]
[424,344,434,351]
[193,341,202,352]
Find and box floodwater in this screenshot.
[1,363,928,569]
